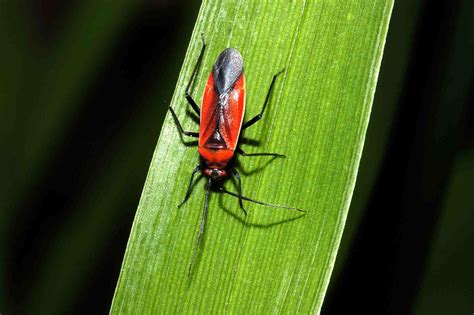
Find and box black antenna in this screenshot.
[219,187,305,212]
[188,177,212,277]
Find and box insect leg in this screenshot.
[169,107,199,138]
[230,168,247,216]
[185,34,206,117]
[178,164,203,207]
[219,187,305,213]
[236,147,285,158]
[242,69,284,130]
[189,177,212,277]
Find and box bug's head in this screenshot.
[203,168,228,181]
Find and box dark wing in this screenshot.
[199,48,245,151]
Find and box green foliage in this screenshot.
[111,1,393,313]
[414,150,474,314]
[0,1,141,310]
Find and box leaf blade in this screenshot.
[111,1,393,313]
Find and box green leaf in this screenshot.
[1,0,140,221]
[111,1,393,313]
[414,149,474,315]
[0,1,140,310]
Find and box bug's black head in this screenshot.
[203,168,228,181]
[213,48,243,94]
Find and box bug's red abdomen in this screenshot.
[198,49,245,169]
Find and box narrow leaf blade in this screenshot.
[111,1,393,313]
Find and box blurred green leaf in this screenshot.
[2,0,140,220]
[0,0,141,311]
[111,1,393,313]
[413,1,474,312]
[414,149,474,314]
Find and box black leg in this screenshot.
[178,164,202,207]
[231,168,247,216]
[185,34,206,117]
[236,147,286,158]
[169,107,199,138]
[189,177,212,277]
[219,187,305,213]
[242,69,284,130]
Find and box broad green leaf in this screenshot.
[111,1,393,313]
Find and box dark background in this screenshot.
[0,1,472,314]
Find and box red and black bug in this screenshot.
[169,36,304,273]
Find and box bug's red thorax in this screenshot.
[198,69,245,170]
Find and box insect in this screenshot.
[169,36,304,275]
